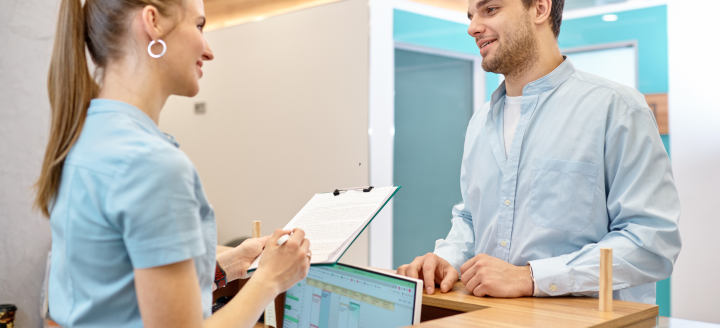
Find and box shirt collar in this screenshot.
[490,56,575,107]
[88,98,180,148]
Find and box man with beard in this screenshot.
[396,0,681,304]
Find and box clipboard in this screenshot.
[247,185,401,272]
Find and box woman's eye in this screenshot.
[197,25,204,32]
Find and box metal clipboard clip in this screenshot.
[333,186,374,196]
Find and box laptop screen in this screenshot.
[283,264,419,328]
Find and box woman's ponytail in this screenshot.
[34,0,99,217]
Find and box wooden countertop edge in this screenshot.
[422,295,489,312]
[365,268,659,327]
[590,306,659,328]
[415,304,658,328]
[418,283,659,327]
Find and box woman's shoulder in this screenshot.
[66,107,192,179]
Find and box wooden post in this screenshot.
[253,221,262,239]
[599,248,613,312]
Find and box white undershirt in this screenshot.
[503,95,523,157]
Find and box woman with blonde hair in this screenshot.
[34,0,311,327]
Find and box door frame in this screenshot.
[561,41,640,89]
[368,0,482,268]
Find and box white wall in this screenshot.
[668,0,720,323]
[368,0,395,269]
[160,0,370,266]
[0,0,58,327]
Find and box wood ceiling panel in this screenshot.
[407,0,467,12]
[203,0,468,31]
[203,0,340,30]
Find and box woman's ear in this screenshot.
[140,5,164,41]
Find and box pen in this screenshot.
[277,233,292,246]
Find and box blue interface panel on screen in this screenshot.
[283,263,422,328]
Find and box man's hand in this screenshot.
[459,254,533,298]
[397,253,459,295]
[217,236,270,281]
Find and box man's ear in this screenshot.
[140,5,164,41]
[533,0,552,26]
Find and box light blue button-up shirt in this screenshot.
[433,59,681,304]
[49,99,216,327]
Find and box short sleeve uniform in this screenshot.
[48,99,217,327]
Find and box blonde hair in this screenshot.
[35,0,183,217]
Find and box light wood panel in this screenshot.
[203,0,341,30]
[202,0,467,31]
[645,93,669,135]
[368,267,658,327]
[416,281,658,327]
[405,0,467,12]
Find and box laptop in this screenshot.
[282,263,423,328]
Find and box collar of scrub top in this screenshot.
[88,98,181,148]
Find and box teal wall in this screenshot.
[559,6,668,95]
[393,7,671,316]
[394,10,478,56]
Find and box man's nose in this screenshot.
[467,17,486,38]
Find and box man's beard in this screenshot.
[481,16,539,78]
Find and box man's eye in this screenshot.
[487,7,498,13]
[197,25,204,32]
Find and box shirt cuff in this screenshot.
[433,239,466,276]
[527,257,572,296]
[528,264,538,296]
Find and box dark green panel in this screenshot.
[657,277,671,317]
[393,49,474,269]
[657,133,671,316]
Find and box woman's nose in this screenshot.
[203,39,214,61]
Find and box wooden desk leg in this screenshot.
[275,292,286,328]
[600,248,613,312]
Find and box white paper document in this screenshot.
[248,186,399,271]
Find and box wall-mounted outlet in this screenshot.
[195,102,206,114]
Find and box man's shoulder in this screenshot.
[567,70,649,111]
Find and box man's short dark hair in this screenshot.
[522,0,565,38]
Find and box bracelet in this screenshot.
[214,261,227,289]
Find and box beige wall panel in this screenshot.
[160,0,370,266]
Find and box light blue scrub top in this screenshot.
[434,59,681,304]
[49,99,216,327]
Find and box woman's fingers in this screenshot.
[300,238,311,259]
[266,229,291,250]
[287,228,306,247]
[256,235,271,248]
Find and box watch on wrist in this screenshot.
[214,261,227,289]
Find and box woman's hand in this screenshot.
[216,236,270,282]
[252,228,311,296]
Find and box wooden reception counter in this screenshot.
[224,267,659,328]
[414,280,658,327]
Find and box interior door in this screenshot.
[393,49,474,268]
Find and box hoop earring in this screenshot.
[148,39,166,58]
